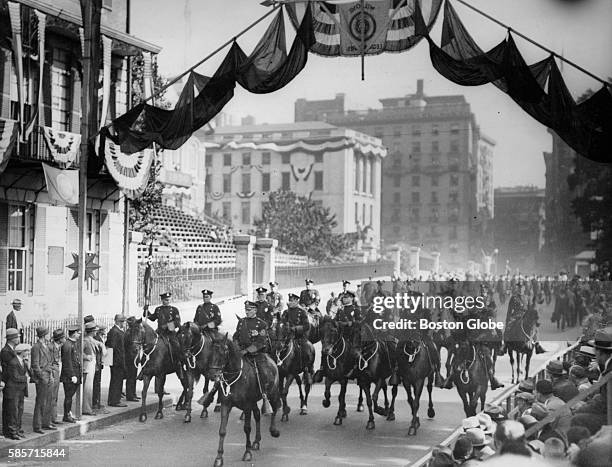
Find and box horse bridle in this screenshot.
[209,341,242,397]
[458,344,476,384]
[325,332,346,371]
[184,332,206,370]
[403,340,422,363]
[276,338,294,367]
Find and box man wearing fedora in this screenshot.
[546,360,578,402]
[4,343,32,440]
[93,324,108,410]
[61,325,81,422]
[106,314,127,408]
[31,327,55,433]
[2,328,23,438]
[50,329,65,425]
[6,299,24,343]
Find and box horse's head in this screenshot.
[178,321,202,358]
[455,341,473,363]
[208,333,230,379]
[126,318,145,355]
[523,303,540,329]
[320,316,340,355]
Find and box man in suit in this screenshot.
[106,314,127,407]
[60,325,81,423]
[1,329,22,438]
[3,340,30,440]
[123,318,140,403]
[6,299,24,344]
[93,325,108,411]
[31,327,56,433]
[50,329,65,425]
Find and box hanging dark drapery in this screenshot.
[414,0,611,163]
[101,5,314,154]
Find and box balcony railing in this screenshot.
[9,124,81,166]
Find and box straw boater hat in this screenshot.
[589,327,612,350]
[576,345,596,358]
[15,343,31,353]
[465,427,492,447]
[462,416,480,431]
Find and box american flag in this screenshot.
[285,0,442,56]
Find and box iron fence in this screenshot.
[275,260,394,289]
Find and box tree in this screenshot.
[253,191,356,263]
[568,82,612,276]
[127,55,170,240]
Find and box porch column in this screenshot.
[432,251,440,274]
[255,237,277,286]
[234,234,255,296]
[390,246,401,277]
[409,246,421,276]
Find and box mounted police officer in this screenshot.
[233,301,269,362]
[194,289,222,334]
[281,293,314,383]
[337,280,353,303]
[144,292,182,370]
[300,279,321,320]
[506,280,546,354]
[254,286,274,328]
[266,281,284,321]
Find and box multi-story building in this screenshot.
[295,80,495,270]
[0,0,160,320]
[197,121,386,251]
[493,186,545,274]
[542,131,593,274]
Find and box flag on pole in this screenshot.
[42,163,79,205]
[143,242,154,315]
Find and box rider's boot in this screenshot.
[535,342,546,354]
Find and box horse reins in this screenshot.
[403,341,421,363]
[186,333,206,370]
[326,335,346,370]
[358,340,379,371]
[459,345,476,385]
[140,334,159,369]
[276,339,294,367]
[218,358,243,397]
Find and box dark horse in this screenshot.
[177,322,216,423]
[208,335,281,467]
[319,316,356,426]
[453,341,488,417]
[395,338,437,435]
[130,320,188,422]
[505,303,539,383]
[272,321,315,422]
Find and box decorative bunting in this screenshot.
[236,192,256,199]
[103,136,153,200]
[41,127,81,167]
[99,36,113,128]
[0,118,19,175]
[290,162,314,182]
[8,2,24,138]
[208,192,225,201]
[42,163,79,205]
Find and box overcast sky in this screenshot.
[131,0,612,188]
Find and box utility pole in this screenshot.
[77,0,102,419]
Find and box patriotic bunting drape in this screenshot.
[102,137,154,200]
[41,127,81,167]
[0,119,19,174]
[8,2,24,138]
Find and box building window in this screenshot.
[242,153,251,165]
[7,205,27,292]
[242,173,251,192]
[262,152,271,165]
[362,204,366,225]
[85,211,99,293]
[355,156,361,191]
[411,192,420,203]
[355,202,359,223]
[223,153,232,166]
[449,192,459,203]
[430,225,438,236]
[431,191,439,203]
[262,173,270,192]
[431,207,439,223]
[315,153,323,163]
[51,48,71,131]
[314,171,323,190]
[412,125,421,137]
[412,175,420,187]
[431,175,439,186]
[450,140,460,153]
[222,202,231,221]
[451,123,460,135]
[391,209,400,223]
[412,142,421,154]
[374,128,384,139]
[393,175,401,187]
[281,172,290,190]
[450,175,459,186]
[241,202,250,225]
[370,205,373,225]
[410,207,420,221]
[431,124,439,136]
[393,225,400,235]
[432,141,439,153]
[281,153,291,164]
[393,154,401,167]
[223,174,231,193]
[432,155,440,167]
[393,192,400,204]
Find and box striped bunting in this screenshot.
[0,118,19,174]
[103,137,154,200]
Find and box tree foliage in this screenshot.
[128,55,170,240]
[253,191,356,263]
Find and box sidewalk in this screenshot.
[0,365,173,458]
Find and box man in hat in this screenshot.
[281,293,314,383]
[60,325,81,422]
[572,345,600,381]
[146,293,181,368]
[123,318,140,403]
[568,365,591,391]
[4,343,31,439]
[82,321,101,415]
[534,379,564,411]
[546,360,578,402]
[194,290,222,334]
[50,329,65,424]
[505,280,546,354]
[106,314,127,407]
[493,420,526,454]
[514,392,535,419]
[299,279,321,321]
[31,326,55,432]
[518,378,535,394]
[93,324,108,410]
[2,328,23,438]
[6,299,24,343]
[254,287,274,328]
[233,301,269,361]
[465,427,495,461]
[337,280,352,303]
[266,281,284,318]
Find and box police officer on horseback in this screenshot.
[255,287,274,328]
[266,281,284,321]
[144,292,182,372]
[194,289,221,334]
[281,293,314,383]
[300,279,321,321]
[506,280,546,354]
[234,301,269,360]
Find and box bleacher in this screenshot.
[137,205,236,268]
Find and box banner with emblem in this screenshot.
[0,118,19,175]
[103,137,154,200]
[41,127,81,167]
[338,0,390,55]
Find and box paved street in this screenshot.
[7,294,581,467]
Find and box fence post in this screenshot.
[390,246,401,277]
[432,251,440,274]
[409,246,420,276]
[256,237,277,286]
[233,234,255,296]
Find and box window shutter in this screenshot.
[99,211,110,294]
[0,48,11,118]
[66,209,78,294]
[33,205,46,295]
[0,203,8,294]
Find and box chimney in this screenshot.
[416,79,424,97]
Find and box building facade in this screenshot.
[197,121,386,251]
[295,80,495,271]
[493,186,545,274]
[0,0,160,321]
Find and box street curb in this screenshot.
[0,397,173,459]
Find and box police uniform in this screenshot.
[194,290,222,331]
[299,280,321,316]
[266,282,284,317]
[233,304,269,355]
[254,287,274,328]
[505,285,545,354]
[335,294,360,340]
[147,302,181,334]
[337,280,354,303]
[281,295,310,340]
